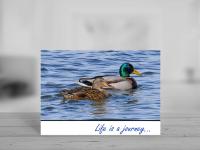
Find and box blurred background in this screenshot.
[0,0,199,113]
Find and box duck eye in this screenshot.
[128,64,134,72]
[125,67,132,73]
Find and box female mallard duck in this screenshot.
[78,63,142,90]
[60,78,111,101]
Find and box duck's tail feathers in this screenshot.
[60,89,69,96]
[77,76,104,87]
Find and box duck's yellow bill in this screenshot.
[132,69,142,76]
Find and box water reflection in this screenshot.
[91,100,107,118]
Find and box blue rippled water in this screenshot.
[41,50,160,120]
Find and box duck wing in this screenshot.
[60,87,88,95]
[77,76,137,90]
[63,91,87,100]
[77,76,123,87]
[61,87,108,101]
[61,87,91,100]
[78,76,104,87]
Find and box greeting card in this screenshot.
[41,50,160,135]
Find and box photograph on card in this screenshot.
[41,50,160,121]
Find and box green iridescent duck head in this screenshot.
[119,63,142,78]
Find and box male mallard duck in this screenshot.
[60,78,111,101]
[78,63,142,90]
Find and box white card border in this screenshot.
[41,121,160,135]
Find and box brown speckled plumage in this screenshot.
[60,78,111,101]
